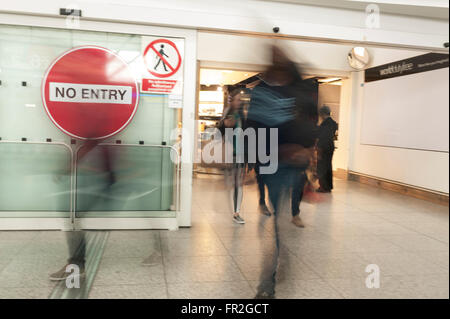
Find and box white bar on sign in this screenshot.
[49,82,132,104]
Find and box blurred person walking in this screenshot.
[218,89,246,224]
[291,78,319,222]
[49,140,116,281]
[246,45,318,298]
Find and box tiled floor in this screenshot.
[0,175,448,299]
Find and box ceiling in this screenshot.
[257,0,449,20]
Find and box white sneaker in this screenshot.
[233,214,245,224]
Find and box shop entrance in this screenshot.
[194,68,259,175]
[194,68,344,176]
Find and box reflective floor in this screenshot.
[0,175,448,299]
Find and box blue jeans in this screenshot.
[261,165,297,215]
[292,170,307,217]
[257,165,298,296]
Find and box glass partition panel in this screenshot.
[75,145,177,218]
[0,143,72,217]
[0,24,181,219]
[0,25,73,143]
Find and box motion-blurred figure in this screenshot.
[291,78,319,220]
[246,45,318,298]
[218,89,246,224]
[49,140,116,281]
[316,106,338,193]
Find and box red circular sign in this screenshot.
[42,46,139,140]
[143,39,182,78]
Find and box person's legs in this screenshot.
[66,231,86,269]
[233,168,243,214]
[50,230,86,281]
[317,153,327,191]
[318,150,332,192]
[50,146,115,281]
[256,168,271,216]
[256,212,279,297]
[256,167,295,297]
[263,172,283,215]
[291,170,306,227]
[291,170,307,217]
[256,170,266,205]
[327,151,334,190]
[256,171,282,297]
[232,163,245,224]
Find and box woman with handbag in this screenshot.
[218,89,246,224]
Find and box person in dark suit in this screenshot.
[316,106,338,193]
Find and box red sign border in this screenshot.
[41,45,140,140]
[143,38,182,78]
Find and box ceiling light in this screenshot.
[318,77,341,83]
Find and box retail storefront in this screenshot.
[0,15,197,230]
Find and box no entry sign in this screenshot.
[141,36,184,96]
[42,46,139,140]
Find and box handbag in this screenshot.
[278,143,314,168]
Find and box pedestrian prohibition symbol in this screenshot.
[143,39,182,78]
[42,46,139,140]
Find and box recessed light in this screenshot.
[318,77,341,83]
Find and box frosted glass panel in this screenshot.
[0,25,76,143]
[75,145,175,216]
[0,143,71,215]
